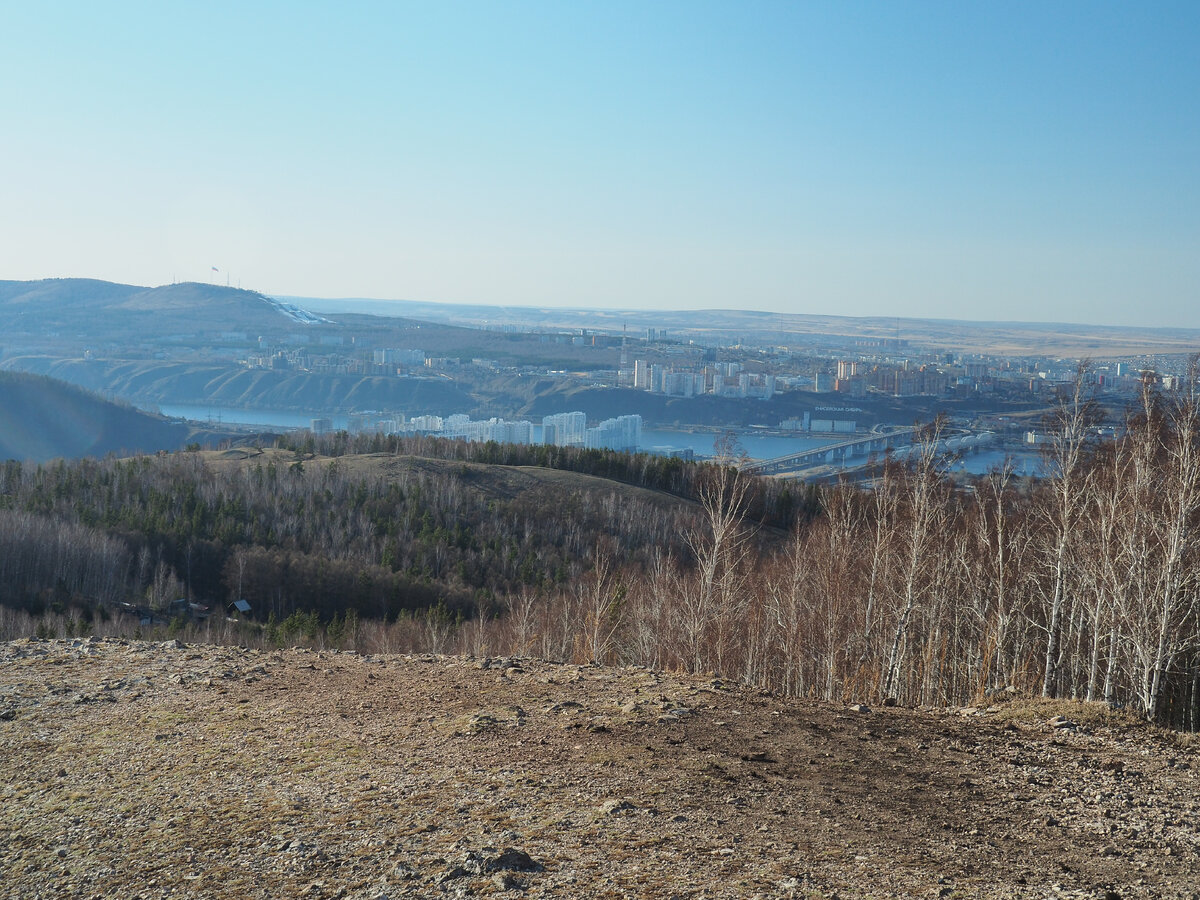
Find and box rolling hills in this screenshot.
[0,279,318,340]
[301,295,1200,357]
[0,278,613,367]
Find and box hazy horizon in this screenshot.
[9,274,1200,335]
[2,2,1197,327]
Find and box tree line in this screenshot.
[473,372,1198,729]
[2,371,1198,729]
[0,441,788,625]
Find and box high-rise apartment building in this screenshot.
[633,360,651,389]
[542,411,588,447]
[585,415,642,452]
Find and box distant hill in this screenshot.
[0,278,326,341]
[0,371,217,462]
[0,278,597,367]
[299,295,1200,357]
[2,357,478,416]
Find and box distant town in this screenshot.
[239,320,1191,469]
[3,280,1196,476]
[238,322,1190,408]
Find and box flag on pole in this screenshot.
[211,266,219,272]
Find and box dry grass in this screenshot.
[978,693,1144,729]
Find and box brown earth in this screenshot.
[1,638,1198,899]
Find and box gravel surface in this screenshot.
[2,637,1198,899]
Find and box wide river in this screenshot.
[158,404,1039,474]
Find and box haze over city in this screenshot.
[2,1,1197,327]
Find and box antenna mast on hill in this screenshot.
[620,323,627,368]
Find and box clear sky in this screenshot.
[2,1,1197,327]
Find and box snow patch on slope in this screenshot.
[263,295,332,325]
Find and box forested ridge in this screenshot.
[2,375,1200,729]
[0,439,800,624]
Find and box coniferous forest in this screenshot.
[2,376,1199,730]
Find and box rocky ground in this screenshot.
[1,638,1198,899]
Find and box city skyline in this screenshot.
[2,2,1197,328]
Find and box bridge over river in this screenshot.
[742,427,997,477]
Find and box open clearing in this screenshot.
[2,639,1198,899]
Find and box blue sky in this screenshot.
[1,1,1197,326]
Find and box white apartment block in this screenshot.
[542,411,588,447]
[585,415,642,453]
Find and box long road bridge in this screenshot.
[742,427,996,477]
